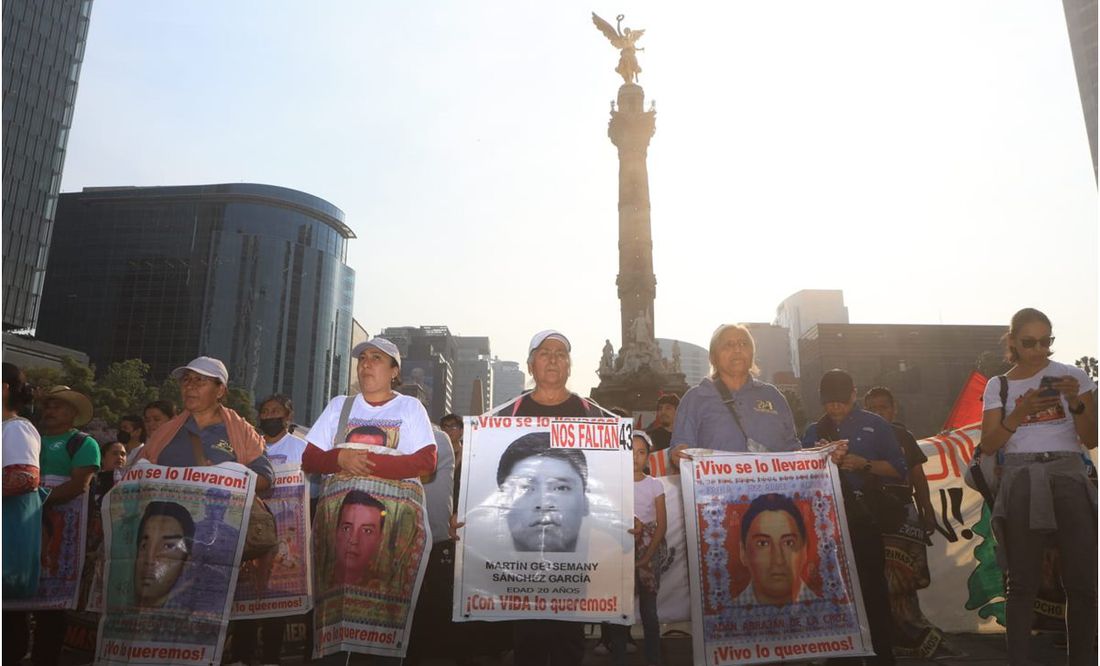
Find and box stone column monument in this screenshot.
[590,14,687,413]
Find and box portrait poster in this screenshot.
[311,450,430,659]
[231,463,313,619]
[454,415,634,624]
[95,461,254,665]
[3,475,89,610]
[681,446,873,665]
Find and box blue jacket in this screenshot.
[672,377,800,453]
[801,406,907,491]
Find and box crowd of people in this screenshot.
[1,307,1096,666]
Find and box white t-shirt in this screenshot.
[982,360,1095,454]
[2,417,40,468]
[634,475,665,523]
[265,432,308,465]
[306,393,434,455]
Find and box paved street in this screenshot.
[48,628,1068,665]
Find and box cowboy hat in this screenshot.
[38,385,94,427]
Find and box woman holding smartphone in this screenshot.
[979,308,1096,666]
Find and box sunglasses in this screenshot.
[1019,336,1054,349]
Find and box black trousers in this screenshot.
[512,620,585,666]
[230,616,286,664]
[5,610,68,666]
[828,517,896,666]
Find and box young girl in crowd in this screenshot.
[611,431,667,666]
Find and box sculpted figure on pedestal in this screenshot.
[592,13,646,84]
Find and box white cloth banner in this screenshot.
[454,415,634,623]
[96,461,255,665]
[680,446,873,665]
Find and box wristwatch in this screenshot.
[1069,401,1086,415]
[862,462,872,473]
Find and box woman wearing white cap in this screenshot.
[301,337,436,480]
[301,337,436,664]
[135,356,273,489]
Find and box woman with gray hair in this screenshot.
[670,324,800,464]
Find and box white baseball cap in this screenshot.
[171,356,229,384]
[528,330,571,355]
[352,337,402,368]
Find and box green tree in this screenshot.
[93,359,160,424]
[1075,356,1098,382]
[25,357,163,426]
[226,386,256,424]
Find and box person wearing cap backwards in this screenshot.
[489,330,612,666]
[802,369,906,666]
[134,357,273,489]
[33,385,102,666]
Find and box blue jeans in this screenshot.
[610,587,660,665]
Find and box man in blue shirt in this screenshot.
[801,369,902,666]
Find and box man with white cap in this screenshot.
[28,386,101,665]
[136,356,273,490]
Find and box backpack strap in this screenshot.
[65,431,92,460]
[712,380,750,443]
[334,395,356,448]
[998,375,1008,415]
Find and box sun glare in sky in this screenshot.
[60,2,1097,396]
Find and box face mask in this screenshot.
[116,430,131,445]
[259,418,286,438]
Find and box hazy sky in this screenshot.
[61,1,1097,397]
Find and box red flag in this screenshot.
[943,370,988,431]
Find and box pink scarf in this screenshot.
[136,404,264,466]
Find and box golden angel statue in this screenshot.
[592,13,645,84]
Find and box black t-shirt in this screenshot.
[646,426,672,452]
[892,423,927,470]
[509,393,589,418]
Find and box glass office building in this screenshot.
[3,0,93,331]
[37,183,356,423]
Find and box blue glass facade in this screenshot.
[37,184,355,423]
[2,0,93,330]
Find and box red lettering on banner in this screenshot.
[925,439,949,481]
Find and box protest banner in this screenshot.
[3,475,89,610]
[454,415,634,623]
[231,463,312,619]
[311,448,430,659]
[95,460,254,665]
[681,446,874,665]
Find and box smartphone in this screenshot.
[1039,376,1060,398]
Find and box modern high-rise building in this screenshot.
[656,338,709,388]
[1062,0,1098,178]
[742,323,794,385]
[348,318,368,393]
[453,336,492,416]
[36,184,356,423]
[381,325,456,422]
[797,323,1004,438]
[774,290,849,376]
[3,0,93,331]
[491,357,526,407]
